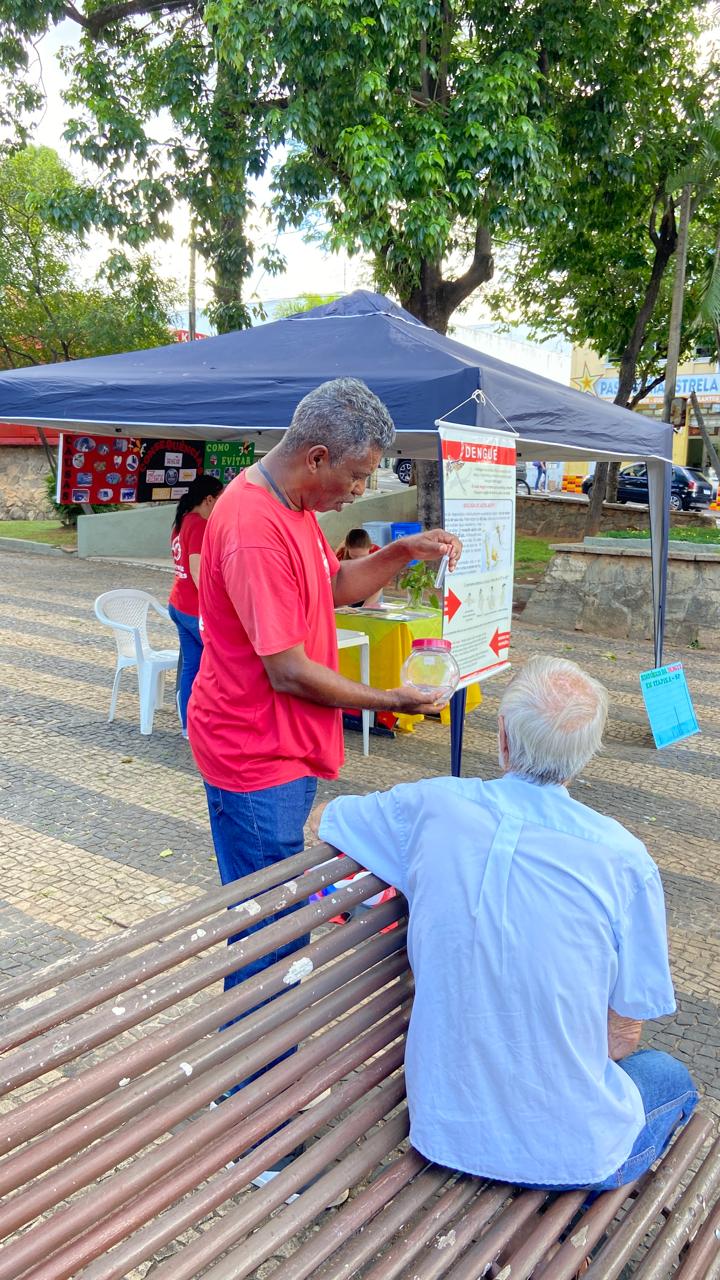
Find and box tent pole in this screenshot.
[450,688,467,777]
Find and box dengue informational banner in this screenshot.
[57,433,142,506]
[438,424,516,686]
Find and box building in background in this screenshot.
[570,346,720,474]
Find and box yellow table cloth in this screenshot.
[335,608,481,732]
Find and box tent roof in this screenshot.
[0,290,672,463]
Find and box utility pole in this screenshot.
[188,223,197,341]
[661,185,693,423]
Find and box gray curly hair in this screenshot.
[280,377,396,464]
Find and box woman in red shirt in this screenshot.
[168,474,223,731]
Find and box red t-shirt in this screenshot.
[169,511,207,616]
[187,472,344,792]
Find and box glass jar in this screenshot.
[400,638,460,701]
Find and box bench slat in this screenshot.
[0,850,717,1280]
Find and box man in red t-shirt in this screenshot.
[187,377,460,1026]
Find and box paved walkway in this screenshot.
[1,550,718,1125]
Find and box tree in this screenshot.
[208,0,712,520]
[273,293,341,318]
[0,2,276,332]
[486,81,720,528]
[0,145,178,367]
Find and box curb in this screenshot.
[0,537,74,557]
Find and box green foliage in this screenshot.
[0,146,178,367]
[398,560,440,609]
[1,0,717,341]
[602,528,720,544]
[273,293,341,318]
[487,69,720,406]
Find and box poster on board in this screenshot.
[135,438,206,503]
[204,440,255,484]
[56,433,141,505]
[438,424,516,687]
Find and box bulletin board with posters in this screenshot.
[57,434,254,505]
[134,438,206,503]
[437,423,516,687]
[56,433,142,506]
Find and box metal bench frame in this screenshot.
[0,844,718,1280]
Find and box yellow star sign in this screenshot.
[571,363,600,394]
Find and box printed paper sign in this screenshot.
[438,425,516,686]
[639,662,699,749]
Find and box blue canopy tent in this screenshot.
[0,290,672,770]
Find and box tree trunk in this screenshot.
[606,460,621,502]
[584,194,678,536]
[661,185,692,424]
[415,458,442,530]
[400,236,494,527]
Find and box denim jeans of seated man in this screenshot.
[518,1048,698,1193]
[204,776,318,1093]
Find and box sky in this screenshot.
[30,18,368,319]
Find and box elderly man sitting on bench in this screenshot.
[311,655,698,1190]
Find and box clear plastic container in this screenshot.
[401,638,460,701]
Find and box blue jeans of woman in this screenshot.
[204,776,318,1089]
[168,603,202,730]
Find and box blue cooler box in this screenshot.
[391,521,422,564]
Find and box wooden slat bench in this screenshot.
[0,845,718,1280]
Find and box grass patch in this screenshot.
[515,535,554,581]
[601,527,720,544]
[0,519,77,549]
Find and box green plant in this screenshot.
[398,561,440,610]
[44,471,120,527]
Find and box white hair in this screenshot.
[280,377,395,463]
[498,655,608,785]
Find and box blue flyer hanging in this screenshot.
[639,662,699,749]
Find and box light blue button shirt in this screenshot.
[319,773,676,1186]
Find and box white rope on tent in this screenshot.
[435,388,520,436]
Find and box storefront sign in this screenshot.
[593,373,720,403]
[438,424,516,686]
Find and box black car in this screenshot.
[392,457,414,484]
[581,464,713,512]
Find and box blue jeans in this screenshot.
[204,776,318,991]
[204,776,318,1092]
[168,604,202,730]
[592,1049,698,1189]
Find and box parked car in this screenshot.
[392,458,414,485]
[516,462,530,495]
[581,464,713,512]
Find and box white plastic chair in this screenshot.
[94,590,179,736]
[336,628,370,756]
